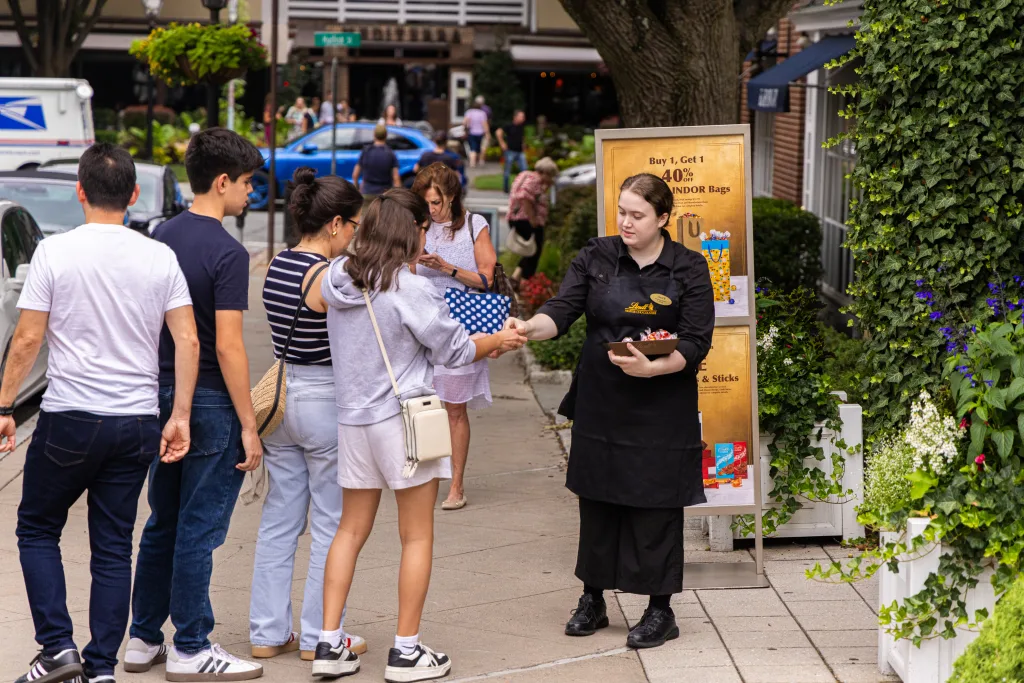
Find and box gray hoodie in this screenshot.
[322,257,477,426]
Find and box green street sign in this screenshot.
[314,32,362,48]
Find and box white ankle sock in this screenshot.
[395,634,419,656]
[320,629,344,649]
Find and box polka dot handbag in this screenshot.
[444,274,512,335]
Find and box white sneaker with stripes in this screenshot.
[165,644,263,682]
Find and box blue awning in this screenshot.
[747,35,856,112]
[745,39,777,61]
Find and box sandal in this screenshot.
[441,496,467,510]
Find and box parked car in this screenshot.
[0,78,95,171]
[37,159,188,233]
[249,123,435,210]
[556,163,597,188]
[0,200,48,404]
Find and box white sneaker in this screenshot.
[311,640,360,678]
[301,633,367,660]
[123,638,168,673]
[384,643,452,683]
[165,644,263,682]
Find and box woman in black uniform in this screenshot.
[506,173,714,649]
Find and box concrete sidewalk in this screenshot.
[0,265,896,683]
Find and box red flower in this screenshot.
[959,418,968,430]
[975,454,986,471]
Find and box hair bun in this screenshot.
[293,166,317,187]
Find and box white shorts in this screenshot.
[338,414,452,490]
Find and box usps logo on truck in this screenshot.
[0,97,47,131]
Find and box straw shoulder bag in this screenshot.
[251,261,329,438]
[362,289,452,478]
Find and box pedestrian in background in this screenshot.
[462,99,489,168]
[336,98,352,122]
[312,189,525,682]
[320,95,335,127]
[379,104,403,127]
[414,131,465,188]
[1,143,199,683]
[310,97,322,126]
[496,110,528,194]
[285,97,309,141]
[352,124,400,196]
[263,94,275,147]
[412,163,496,511]
[508,157,558,283]
[128,128,267,682]
[249,168,367,663]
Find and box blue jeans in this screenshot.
[130,386,244,655]
[503,151,528,193]
[17,410,159,677]
[250,364,345,651]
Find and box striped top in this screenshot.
[263,250,331,365]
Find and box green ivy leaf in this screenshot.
[908,470,939,500]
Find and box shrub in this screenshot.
[752,197,822,293]
[529,318,586,371]
[536,243,563,282]
[519,273,554,315]
[557,190,598,276]
[472,49,524,126]
[861,436,915,528]
[93,107,117,130]
[949,574,1024,683]
[842,0,1024,438]
[95,130,120,145]
[120,104,177,130]
[821,326,868,404]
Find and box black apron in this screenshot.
[559,250,706,509]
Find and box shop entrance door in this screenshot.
[449,70,472,123]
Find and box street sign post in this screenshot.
[330,56,338,176]
[314,32,361,48]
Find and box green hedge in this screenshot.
[949,575,1024,682]
[752,197,822,293]
[844,0,1024,437]
[529,318,586,371]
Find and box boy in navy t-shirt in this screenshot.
[128,128,268,681]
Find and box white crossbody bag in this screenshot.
[362,289,453,478]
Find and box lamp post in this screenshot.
[201,0,228,129]
[141,0,163,160]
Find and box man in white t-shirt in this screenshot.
[0,143,200,683]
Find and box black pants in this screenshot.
[17,410,159,677]
[575,497,684,596]
[510,219,544,279]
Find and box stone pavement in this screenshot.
[0,265,897,683]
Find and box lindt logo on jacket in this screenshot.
[624,302,656,315]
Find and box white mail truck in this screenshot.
[0,78,96,171]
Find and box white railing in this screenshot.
[287,0,528,25]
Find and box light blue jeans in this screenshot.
[249,364,344,651]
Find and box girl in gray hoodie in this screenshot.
[314,189,525,682]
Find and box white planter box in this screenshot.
[707,402,865,547]
[878,518,996,682]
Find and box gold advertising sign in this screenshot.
[595,126,759,515]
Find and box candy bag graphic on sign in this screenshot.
[700,230,732,303]
[734,442,749,479]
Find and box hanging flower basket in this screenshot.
[130,23,268,87]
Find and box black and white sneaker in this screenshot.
[311,641,360,678]
[15,649,84,683]
[384,644,451,683]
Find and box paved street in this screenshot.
[0,263,896,682]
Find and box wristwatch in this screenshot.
[0,405,14,416]
[451,267,458,278]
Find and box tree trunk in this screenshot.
[10,0,107,78]
[560,0,793,127]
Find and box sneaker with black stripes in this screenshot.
[384,643,451,683]
[15,649,83,683]
[165,644,263,681]
[311,640,360,678]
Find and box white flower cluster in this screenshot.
[904,390,962,476]
[864,436,916,525]
[758,325,779,351]
[783,358,794,366]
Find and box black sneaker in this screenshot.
[564,593,609,636]
[15,649,84,683]
[311,640,360,678]
[626,606,680,649]
[384,643,452,683]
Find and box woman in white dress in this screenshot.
[412,163,497,510]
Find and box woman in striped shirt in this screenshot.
[249,167,367,662]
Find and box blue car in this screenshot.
[249,123,434,209]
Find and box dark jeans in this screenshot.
[130,386,244,655]
[503,151,528,193]
[17,410,159,677]
[511,219,545,280]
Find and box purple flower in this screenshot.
[940,326,953,339]
[916,279,925,286]
[985,380,995,386]
[916,291,933,301]
[946,342,957,353]
[987,298,999,307]
[930,311,943,320]
[988,282,1001,293]
[956,365,969,373]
